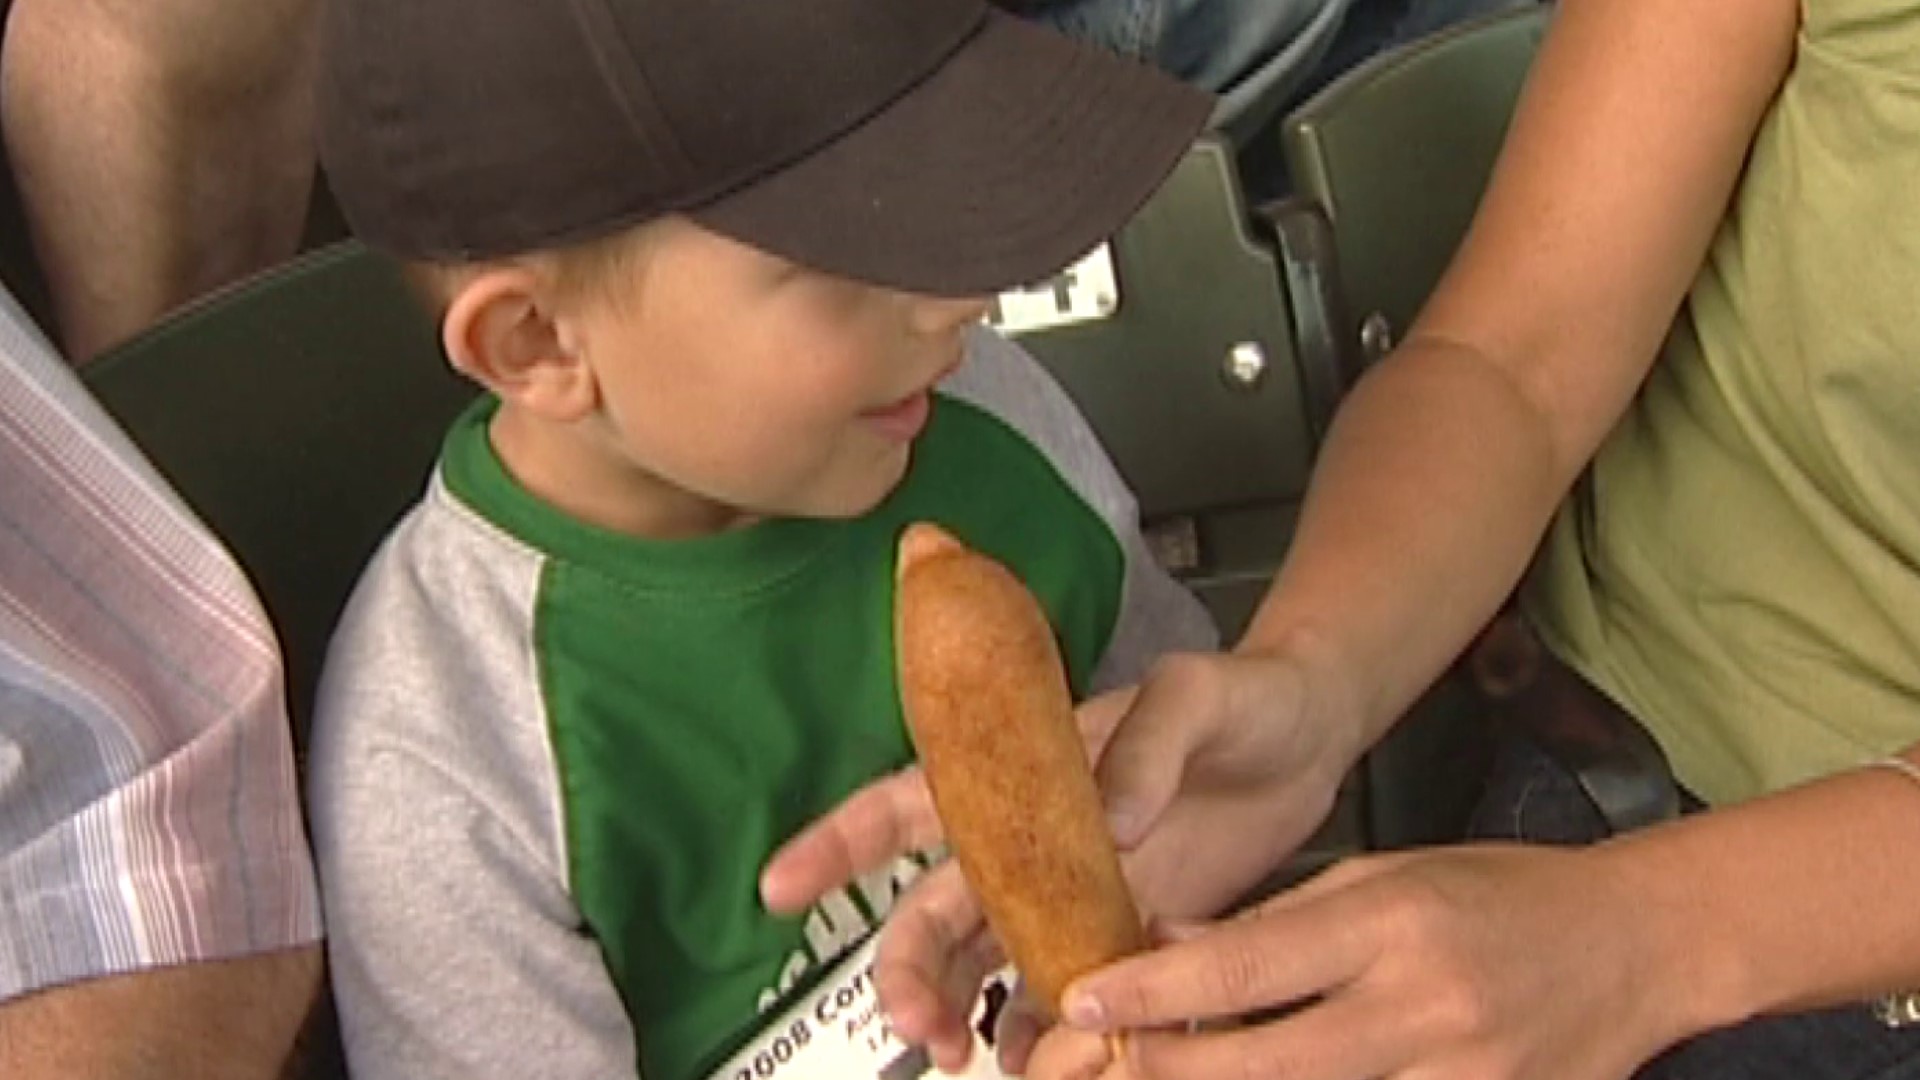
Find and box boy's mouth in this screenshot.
[860,391,933,443]
[860,347,962,442]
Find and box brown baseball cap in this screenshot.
[316,0,1211,296]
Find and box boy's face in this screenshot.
[565,217,992,530]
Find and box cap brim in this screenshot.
[689,10,1212,297]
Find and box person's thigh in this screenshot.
[1022,0,1163,65]
[1469,733,1920,1080]
[56,0,311,71]
[1024,0,1348,94]
[1155,0,1347,95]
[1637,1004,1920,1080]
[1465,727,1614,846]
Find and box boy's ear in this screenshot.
[441,266,597,421]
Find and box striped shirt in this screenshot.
[0,289,321,1002]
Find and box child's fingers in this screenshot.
[1073,686,1139,761]
[1023,1024,1120,1080]
[759,765,942,913]
[991,979,1047,1075]
[875,862,990,1044]
[1144,914,1209,946]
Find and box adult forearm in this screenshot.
[1594,751,1920,1038]
[0,0,317,360]
[1226,0,1799,753]
[1238,334,1573,746]
[0,944,323,1080]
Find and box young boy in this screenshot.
[305,1,1217,1078]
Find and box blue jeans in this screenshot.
[1027,0,1352,102]
[1027,0,1537,196]
[1299,0,1536,105]
[1469,733,1920,1080]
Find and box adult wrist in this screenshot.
[1586,829,1759,1053]
[1232,619,1372,783]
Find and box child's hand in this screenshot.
[759,762,944,917]
[1023,1026,1128,1080]
[757,686,1143,918]
[760,644,1367,1069]
[757,687,1144,1072]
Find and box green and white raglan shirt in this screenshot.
[308,325,1217,1080]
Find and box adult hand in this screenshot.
[1031,843,1695,1080]
[1091,647,1361,921]
[760,643,1370,1072]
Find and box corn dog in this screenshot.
[893,521,1145,1017]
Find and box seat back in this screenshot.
[83,242,472,750]
[83,242,466,1080]
[1283,5,1550,366]
[1279,9,1550,849]
[1004,135,1345,640]
[1005,136,1361,883]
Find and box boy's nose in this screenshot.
[909,294,993,335]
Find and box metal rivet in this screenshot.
[1222,341,1268,391]
[1359,312,1395,362]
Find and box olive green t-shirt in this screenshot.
[1526,0,1920,806]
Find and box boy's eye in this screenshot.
[763,261,806,287]
[748,248,808,289]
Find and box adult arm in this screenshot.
[0,284,327,1076]
[0,947,322,1080]
[768,0,1803,1068]
[1080,0,1801,914]
[1221,0,1798,759]
[1022,0,1880,1071]
[1,0,317,359]
[1052,747,1920,1080]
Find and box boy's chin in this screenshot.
[790,459,912,521]
[801,483,902,521]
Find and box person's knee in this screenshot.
[15,0,316,95]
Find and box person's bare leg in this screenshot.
[1,0,317,361]
[0,944,324,1080]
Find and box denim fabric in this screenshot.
[1296,0,1537,107]
[1027,0,1350,99]
[1027,0,1162,66]
[1028,0,1539,116]
[1025,0,1543,199]
[1469,733,1920,1080]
